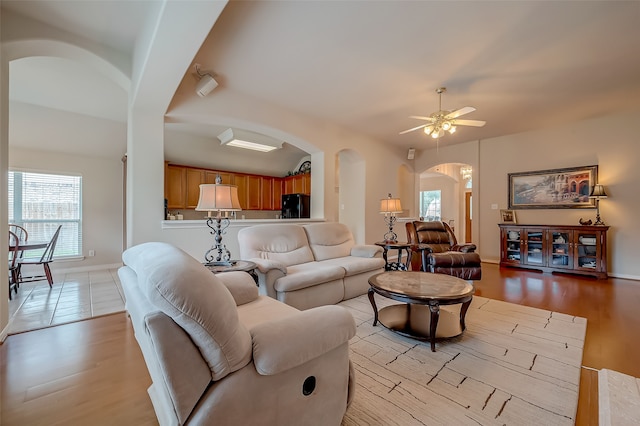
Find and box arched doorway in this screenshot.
[419,162,473,243]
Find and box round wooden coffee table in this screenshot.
[368,271,474,352]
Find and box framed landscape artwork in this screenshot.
[508,165,598,209]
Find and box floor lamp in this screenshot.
[195,176,242,265]
[380,193,403,242]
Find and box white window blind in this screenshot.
[8,170,82,258]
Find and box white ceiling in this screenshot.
[4,0,640,158]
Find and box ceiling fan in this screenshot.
[399,87,486,139]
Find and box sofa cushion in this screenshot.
[317,256,385,277]
[236,295,300,330]
[251,305,356,375]
[122,242,252,381]
[275,262,345,292]
[411,221,452,253]
[303,222,355,261]
[215,271,259,306]
[238,224,315,266]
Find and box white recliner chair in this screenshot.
[119,242,356,426]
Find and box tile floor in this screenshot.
[7,268,125,335]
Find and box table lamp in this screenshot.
[379,193,403,242]
[196,175,242,265]
[589,184,608,226]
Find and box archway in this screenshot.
[419,162,473,243]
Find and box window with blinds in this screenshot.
[420,190,442,222]
[8,171,82,258]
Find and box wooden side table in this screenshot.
[375,241,411,271]
[204,260,258,283]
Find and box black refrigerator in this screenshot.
[282,194,310,218]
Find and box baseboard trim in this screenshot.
[53,263,123,275]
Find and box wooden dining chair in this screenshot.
[9,223,28,259]
[17,225,62,288]
[8,230,21,300]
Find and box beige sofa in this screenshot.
[237,222,384,310]
[119,242,356,426]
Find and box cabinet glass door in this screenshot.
[575,231,600,270]
[505,229,521,263]
[550,230,572,269]
[524,230,545,265]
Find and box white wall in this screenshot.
[9,147,124,270]
[338,149,366,243]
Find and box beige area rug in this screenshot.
[599,368,640,425]
[338,294,587,425]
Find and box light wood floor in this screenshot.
[2,263,639,425]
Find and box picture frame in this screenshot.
[508,165,598,209]
[500,209,517,224]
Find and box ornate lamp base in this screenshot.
[383,215,398,243]
[204,216,233,265]
[593,200,606,226]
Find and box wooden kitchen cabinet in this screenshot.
[165,163,302,212]
[499,224,609,279]
[246,175,262,210]
[284,176,294,195]
[302,173,310,195]
[233,174,248,210]
[273,178,283,211]
[165,164,186,209]
[186,168,204,209]
[283,173,310,195]
[261,178,273,210]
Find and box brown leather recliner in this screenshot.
[406,221,482,280]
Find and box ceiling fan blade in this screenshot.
[454,119,486,127]
[446,106,476,119]
[399,124,428,135]
[408,115,436,121]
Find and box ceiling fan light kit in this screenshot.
[400,87,486,139]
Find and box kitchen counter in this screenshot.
[161,218,324,229]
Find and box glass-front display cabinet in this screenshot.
[499,224,608,279]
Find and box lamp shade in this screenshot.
[589,184,608,199]
[195,184,242,211]
[380,197,403,214]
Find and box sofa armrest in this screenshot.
[250,258,287,274]
[145,311,212,424]
[350,244,383,258]
[451,243,477,253]
[248,258,287,299]
[215,271,259,305]
[411,243,435,254]
[251,305,356,375]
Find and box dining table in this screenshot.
[9,240,48,252]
